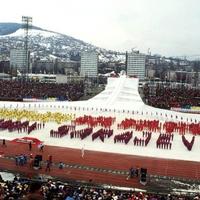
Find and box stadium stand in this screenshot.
[0,80,84,101]
[0,176,199,200]
[143,84,200,109]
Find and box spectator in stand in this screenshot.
[143,83,200,109]
[0,176,198,200]
[23,181,44,200]
[0,80,84,102]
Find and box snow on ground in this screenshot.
[0,108,200,163]
[3,28,58,38]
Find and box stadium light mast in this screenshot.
[22,16,32,79]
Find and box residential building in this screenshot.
[10,48,29,72]
[127,51,146,80]
[80,51,98,77]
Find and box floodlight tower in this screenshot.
[22,16,32,78]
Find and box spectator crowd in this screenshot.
[0,80,84,101]
[0,175,199,200]
[143,84,200,109]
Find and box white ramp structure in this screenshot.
[88,75,144,108]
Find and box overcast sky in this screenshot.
[1,0,200,57]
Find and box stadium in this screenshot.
[0,75,200,199]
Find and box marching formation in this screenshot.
[0,113,199,151]
[0,108,75,124]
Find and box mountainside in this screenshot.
[0,23,22,35]
[0,23,42,36]
[0,23,125,63]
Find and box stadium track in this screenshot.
[0,140,200,189]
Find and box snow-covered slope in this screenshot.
[0,25,125,63]
[5,28,58,38]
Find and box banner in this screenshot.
[23,98,57,102]
[11,137,42,146]
[171,107,200,114]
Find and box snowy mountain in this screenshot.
[0,23,125,63]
